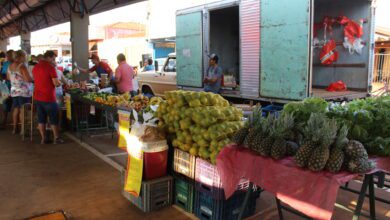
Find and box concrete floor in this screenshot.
[0,130,388,220]
[0,131,189,220]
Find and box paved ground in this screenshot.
[0,130,188,220]
[0,130,388,220]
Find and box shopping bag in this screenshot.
[320,40,339,65]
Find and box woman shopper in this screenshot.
[7,50,33,134]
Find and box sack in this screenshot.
[326,81,347,92]
[0,80,10,104]
[320,40,339,65]
[140,126,165,142]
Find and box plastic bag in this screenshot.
[0,80,10,104]
[326,81,347,92]
[320,40,339,65]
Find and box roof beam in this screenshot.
[40,7,48,25]
[10,0,30,31]
[89,0,103,13]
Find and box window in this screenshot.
[164,57,176,72]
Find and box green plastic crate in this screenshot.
[174,173,195,213]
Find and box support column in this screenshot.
[20,31,31,54]
[70,11,89,81]
[0,38,9,52]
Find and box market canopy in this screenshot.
[0,0,143,40]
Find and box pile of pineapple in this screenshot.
[233,108,298,160]
[156,90,244,164]
[233,108,375,173]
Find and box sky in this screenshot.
[7,0,390,50]
[375,0,390,28]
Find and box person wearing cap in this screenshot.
[78,54,113,78]
[204,53,223,94]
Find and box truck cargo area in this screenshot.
[209,6,240,89]
[310,0,371,100]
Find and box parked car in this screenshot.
[138,53,177,96]
[60,57,73,73]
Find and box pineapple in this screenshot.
[325,125,349,173]
[294,113,327,168]
[345,140,368,159]
[270,113,295,160]
[308,118,338,172]
[232,126,249,145]
[244,106,262,147]
[270,138,287,159]
[257,116,275,156]
[295,142,314,167]
[348,158,375,173]
[286,141,299,156]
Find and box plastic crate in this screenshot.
[121,171,173,212]
[174,173,195,213]
[173,148,196,179]
[194,189,260,220]
[195,158,254,200]
[262,104,283,117]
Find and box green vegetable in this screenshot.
[283,97,328,123]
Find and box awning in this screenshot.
[0,0,144,39]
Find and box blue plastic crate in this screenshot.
[194,189,260,220]
[262,104,283,117]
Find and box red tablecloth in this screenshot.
[216,146,389,220]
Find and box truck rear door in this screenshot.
[176,12,204,88]
[260,0,312,100]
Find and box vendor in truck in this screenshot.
[204,53,223,94]
[77,54,113,78]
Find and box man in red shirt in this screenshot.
[32,50,63,144]
[78,54,113,78]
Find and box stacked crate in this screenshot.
[194,158,260,220]
[121,170,173,212]
[172,148,197,213]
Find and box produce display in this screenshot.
[156,90,244,164]
[82,92,158,110]
[234,107,297,160]
[232,95,390,173]
[284,95,390,156]
[327,96,390,156]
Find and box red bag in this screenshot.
[320,40,339,65]
[326,80,347,92]
[338,16,363,44]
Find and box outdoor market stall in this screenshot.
[217,147,390,220]
[61,87,390,220]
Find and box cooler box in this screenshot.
[142,140,168,180]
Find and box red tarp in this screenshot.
[216,145,390,220]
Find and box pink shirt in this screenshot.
[115,61,134,93]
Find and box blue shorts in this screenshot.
[12,96,31,108]
[35,101,59,125]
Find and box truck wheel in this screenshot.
[142,86,154,98]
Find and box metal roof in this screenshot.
[0,0,143,40]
